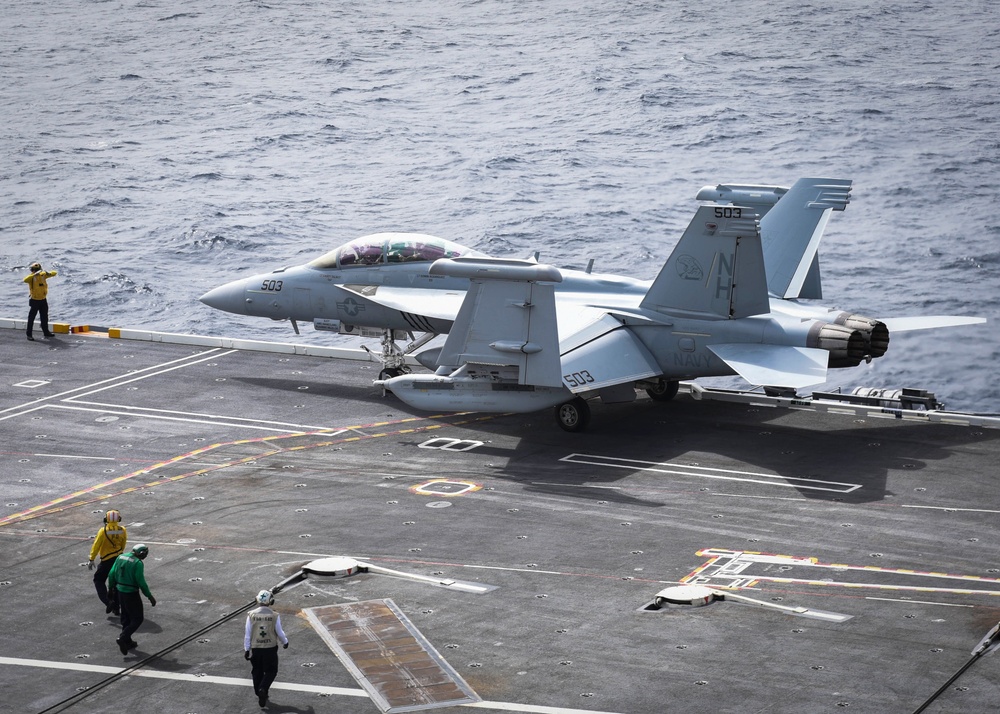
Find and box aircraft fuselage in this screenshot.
[203,258,880,389]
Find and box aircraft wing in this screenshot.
[557,313,663,393]
[431,258,565,388]
[426,260,664,394]
[708,343,829,388]
[338,284,465,321]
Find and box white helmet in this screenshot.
[256,589,274,606]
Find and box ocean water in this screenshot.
[3,0,998,412]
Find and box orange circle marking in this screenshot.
[411,479,482,497]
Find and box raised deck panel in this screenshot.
[305,599,480,712]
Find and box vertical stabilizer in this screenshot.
[640,205,770,319]
[758,178,852,299]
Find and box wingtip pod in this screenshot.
[429,257,563,283]
[696,178,851,218]
[695,182,789,214]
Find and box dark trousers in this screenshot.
[94,557,117,607]
[27,298,50,336]
[118,590,144,643]
[250,646,280,697]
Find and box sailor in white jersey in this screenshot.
[244,589,289,709]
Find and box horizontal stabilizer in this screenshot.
[880,315,987,332]
[709,344,829,388]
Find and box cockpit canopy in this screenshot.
[308,232,488,270]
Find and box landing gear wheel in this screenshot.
[646,378,679,402]
[555,397,591,432]
[379,366,413,380]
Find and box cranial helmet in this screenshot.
[30,262,41,272]
[256,589,275,606]
[132,543,149,559]
[105,509,122,523]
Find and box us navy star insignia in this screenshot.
[337,297,365,317]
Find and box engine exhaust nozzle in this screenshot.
[808,322,868,368]
[832,312,890,358]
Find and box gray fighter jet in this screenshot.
[201,178,984,430]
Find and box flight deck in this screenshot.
[3,323,1000,713]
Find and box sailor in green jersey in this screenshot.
[107,543,156,655]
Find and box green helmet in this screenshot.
[132,543,149,559]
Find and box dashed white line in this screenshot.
[902,505,1000,514]
[0,655,365,697]
[866,597,974,608]
[560,453,862,493]
[49,403,334,433]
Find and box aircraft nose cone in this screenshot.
[200,280,247,315]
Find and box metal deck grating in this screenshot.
[304,598,480,712]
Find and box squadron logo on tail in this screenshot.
[675,255,703,280]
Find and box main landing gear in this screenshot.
[554,397,591,433]
[645,378,679,402]
[554,378,679,432]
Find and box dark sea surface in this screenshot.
[3,0,998,412]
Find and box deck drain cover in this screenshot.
[302,556,363,578]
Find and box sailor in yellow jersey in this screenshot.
[87,509,127,615]
[23,261,57,341]
[244,589,289,709]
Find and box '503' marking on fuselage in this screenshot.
[563,370,595,388]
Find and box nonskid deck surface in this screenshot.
[3,328,1000,713]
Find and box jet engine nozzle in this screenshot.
[832,313,890,358]
[808,322,868,368]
